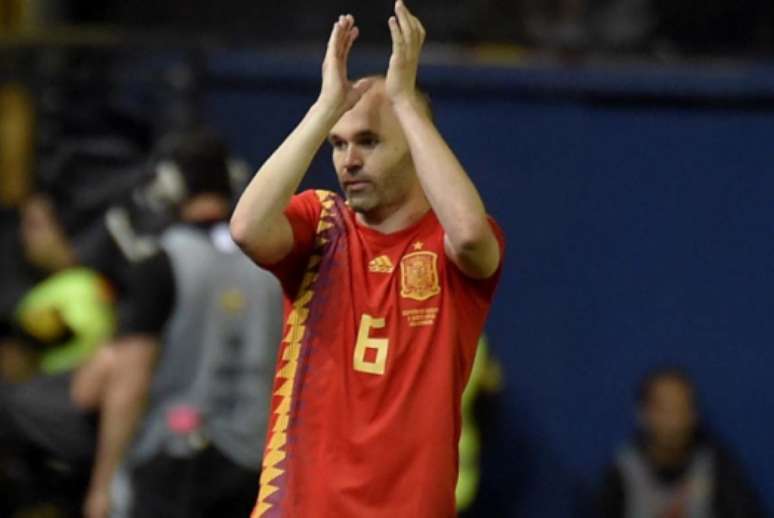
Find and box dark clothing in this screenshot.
[117,249,175,336]
[116,220,230,336]
[1,220,276,516]
[0,208,39,333]
[0,374,97,516]
[0,374,97,465]
[129,447,259,518]
[596,439,766,518]
[0,226,184,515]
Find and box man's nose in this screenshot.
[343,146,363,172]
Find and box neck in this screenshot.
[179,195,229,223]
[355,191,430,234]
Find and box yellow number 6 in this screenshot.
[353,314,389,375]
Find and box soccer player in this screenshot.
[230,2,505,517]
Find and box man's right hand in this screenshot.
[233,15,373,266]
[317,14,373,115]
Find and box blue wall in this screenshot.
[204,53,774,516]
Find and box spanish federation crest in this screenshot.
[400,250,441,301]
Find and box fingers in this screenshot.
[326,18,341,55]
[327,14,357,59]
[414,15,427,44]
[394,1,414,46]
[343,25,359,59]
[391,1,426,51]
[336,15,355,58]
[388,16,405,56]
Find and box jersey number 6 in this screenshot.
[353,314,388,375]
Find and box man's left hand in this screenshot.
[386,0,426,107]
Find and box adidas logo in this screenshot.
[368,255,394,273]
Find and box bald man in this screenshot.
[231,3,505,517]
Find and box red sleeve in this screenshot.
[448,217,506,306]
[261,190,323,297]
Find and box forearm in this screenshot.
[87,370,150,493]
[393,98,490,248]
[91,370,149,488]
[232,13,370,262]
[87,338,155,496]
[230,102,343,260]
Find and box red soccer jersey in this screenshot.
[252,190,504,518]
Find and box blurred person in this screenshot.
[0,193,117,517]
[596,367,765,518]
[8,195,117,375]
[1,130,158,381]
[0,128,149,516]
[230,2,504,517]
[80,129,283,518]
[0,129,281,518]
[457,336,504,518]
[0,205,36,373]
[0,193,117,380]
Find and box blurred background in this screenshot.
[1,0,773,517]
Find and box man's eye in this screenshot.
[360,138,378,148]
[332,141,346,150]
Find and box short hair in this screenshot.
[156,128,232,199]
[636,366,696,407]
[356,75,434,120]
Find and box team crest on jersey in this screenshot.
[400,251,441,301]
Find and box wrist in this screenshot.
[87,466,114,494]
[87,480,110,495]
[390,93,427,118]
[310,98,347,123]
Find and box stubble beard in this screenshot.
[345,188,379,213]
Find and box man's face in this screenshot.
[641,377,698,452]
[328,85,414,216]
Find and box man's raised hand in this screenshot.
[318,14,373,115]
[386,1,426,107]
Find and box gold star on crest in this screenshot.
[412,241,424,250]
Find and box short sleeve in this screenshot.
[261,190,324,297]
[117,251,175,336]
[449,217,506,305]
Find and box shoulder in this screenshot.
[285,189,346,230]
[118,250,175,335]
[128,248,174,289]
[312,189,338,200]
[595,461,626,518]
[295,189,340,208]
